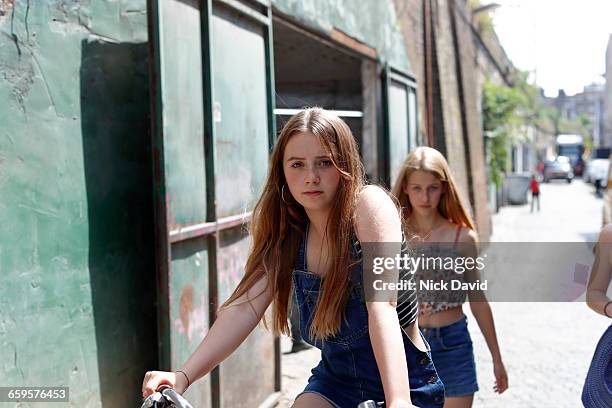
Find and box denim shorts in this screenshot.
[292,230,445,408]
[582,324,612,407]
[421,316,478,398]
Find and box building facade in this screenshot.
[395,0,520,232]
[552,84,606,149]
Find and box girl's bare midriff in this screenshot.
[417,305,464,329]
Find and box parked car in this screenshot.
[584,147,611,184]
[543,156,574,183]
[584,158,610,185]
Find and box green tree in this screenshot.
[482,79,521,187]
[482,71,548,187]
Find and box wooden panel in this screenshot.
[170,238,212,407]
[151,1,277,406]
[150,1,212,405]
[158,0,207,228]
[212,5,269,218]
[217,228,276,408]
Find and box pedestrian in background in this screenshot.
[530,174,540,213]
[536,160,545,181]
[142,108,445,408]
[391,147,508,408]
[582,224,612,407]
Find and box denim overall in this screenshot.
[292,228,445,408]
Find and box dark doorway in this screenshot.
[273,18,364,148]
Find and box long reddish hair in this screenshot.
[220,108,365,341]
[391,146,475,230]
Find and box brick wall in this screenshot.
[394,0,493,239]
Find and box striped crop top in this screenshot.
[353,234,418,327]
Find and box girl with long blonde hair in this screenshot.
[142,109,444,407]
[391,147,508,408]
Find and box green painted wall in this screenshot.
[0,0,414,406]
[272,0,412,74]
[0,1,157,406]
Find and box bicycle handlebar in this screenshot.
[141,387,379,408]
[357,400,385,408]
[140,385,194,408]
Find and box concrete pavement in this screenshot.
[471,179,609,407]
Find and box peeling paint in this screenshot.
[0,60,35,112]
[179,284,194,336]
[174,301,207,345]
[48,2,120,43]
[0,0,15,23]
[188,301,207,344]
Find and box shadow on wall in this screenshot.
[80,39,158,407]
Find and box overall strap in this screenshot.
[349,231,363,285]
[453,225,462,248]
[295,223,309,271]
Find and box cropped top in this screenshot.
[414,226,467,316]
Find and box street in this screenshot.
[277,179,611,408]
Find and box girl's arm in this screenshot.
[462,230,508,394]
[586,225,612,317]
[355,186,416,408]
[142,273,273,396]
[468,301,508,394]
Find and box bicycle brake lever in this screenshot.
[161,387,194,408]
[141,392,164,408]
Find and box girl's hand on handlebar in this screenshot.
[142,370,189,398]
[387,399,419,408]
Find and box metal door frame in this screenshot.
[148,0,278,406]
[201,2,279,406]
[381,64,418,187]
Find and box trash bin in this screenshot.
[504,173,531,205]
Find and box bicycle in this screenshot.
[140,385,193,408]
[141,387,380,408]
[357,401,384,408]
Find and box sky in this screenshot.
[490,0,612,97]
